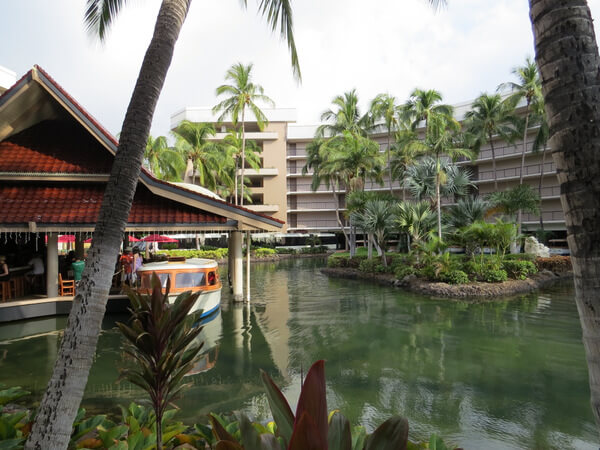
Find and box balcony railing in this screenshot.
[290,219,345,229]
[478,162,555,182]
[287,182,334,193]
[287,201,341,210]
[522,210,564,222]
[540,185,561,198]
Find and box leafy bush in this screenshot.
[395,265,416,279]
[503,260,538,280]
[275,247,296,254]
[535,256,572,272]
[441,269,469,285]
[327,254,348,268]
[159,248,228,260]
[299,245,328,254]
[359,259,380,273]
[504,253,537,262]
[347,255,367,268]
[253,248,276,258]
[482,268,508,283]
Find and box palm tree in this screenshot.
[317,89,373,138]
[222,129,262,204]
[352,199,395,266]
[172,121,224,189]
[144,134,185,181]
[487,184,540,237]
[390,118,420,201]
[26,1,300,447]
[498,57,541,186]
[213,63,274,206]
[406,113,475,239]
[531,94,549,232]
[370,93,399,193]
[464,93,519,190]
[402,88,453,132]
[394,200,437,251]
[445,196,490,230]
[529,0,600,430]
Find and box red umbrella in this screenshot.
[84,236,140,243]
[141,234,178,243]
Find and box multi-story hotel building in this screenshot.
[171,101,565,238]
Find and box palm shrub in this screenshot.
[502,260,537,280]
[117,275,204,450]
[394,200,437,252]
[487,184,540,236]
[351,199,395,266]
[445,196,490,230]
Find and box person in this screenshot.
[71,257,85,283]
[26,253,44,279]
[120,248,134,286]
[0,256,9,281]
[132,248,143,286]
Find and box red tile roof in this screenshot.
[0,182,227,226]
[0,120,114,174]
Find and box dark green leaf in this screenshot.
[328,411,352,450]
[364,416,409,450]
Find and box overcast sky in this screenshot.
[3,1,600,139]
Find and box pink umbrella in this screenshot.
[84,236,140,243]
[141,234,178,243]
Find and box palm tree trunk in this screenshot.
[234,156,239,205]
[530,0,600,433]
[240,110,246,206]
[367,233,373,259]
[517,104,531,240]
[436,160,442,240]
[25,1,192,448]
[538,144,547,231]
[332,184,350,249]
[489,132,498,191]
[387,132,393,194]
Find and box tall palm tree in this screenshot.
[144,134,185,181]
[402,88,453,132]
[390,118,419,201]
[464,93,519,190]
[531,94,549,232]
[317,89,373,138]
[406,113,474,239]
[530,1,600,430]
[172,121,224,189]
[498,57,541,186]
[213,63,274,205]
[222,129,262,204]
[26,1,299,447]
[370,93,399,194]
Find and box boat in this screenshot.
[136,257,221,318]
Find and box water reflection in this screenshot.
[0,258,596,449]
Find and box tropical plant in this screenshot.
[222,129,263,203]
[445,196,490,230]
[530,93,549,231]
[317,89,373,138]
[27,1,300,446]
[351,199,395,266]
[213,62,275,205]
[117,274,204,450]
[402,88,453,132]
[488,184,540,235]
[172,121,224,188]
[370,93,399,193]
[144,134,185,181]
[394,200,437,251]
[530,1,600,430]
[464,93,519,190]
[390,118,420,201]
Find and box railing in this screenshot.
[290,219,345,229]
[287,182,334,192]
[287,201,341,210]
[287,166,309,174]
[522,210,564,222]
[478,162,555,181]
[287,148,307,157]
[540,185,561,198]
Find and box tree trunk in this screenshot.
[387,132,393,195]
[530,0,600,433]
[25,1,192,448]
[234,156,239,205]
[538,144,547,231]
[367,233,373,259]
[517,104,531,239]
[489,132,498,191]
[240,110,246,206]
[332,184,350,247]
[436,159,442,240]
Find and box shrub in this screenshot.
[482,268,508,283]
[395,265,415,280]
[327,255,348,268]
[299,245,328,254]
[347,255,367,268]
[504,253,537,262]
[441,269,469,285]
[358,259,380,273]
[254,247,276,258]
[535,256,572,273]
[503,260,538,280]
[275,247,296,254]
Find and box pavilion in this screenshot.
[0,65,283,301]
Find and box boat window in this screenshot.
[175,272,206,288]
[207,271,216,286]
[140,273,171,289]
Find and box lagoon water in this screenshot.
[0,258,597,449]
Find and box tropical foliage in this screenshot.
[144,135,185,181]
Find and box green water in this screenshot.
[0,258,596,449]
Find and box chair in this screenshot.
[59,274,75,296]
[9,276,25,298]
[0,280,11,302]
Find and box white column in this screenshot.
[46,233,59,298]
[232,231,243,302]
[228,233,234,291]
[245,231,251,303]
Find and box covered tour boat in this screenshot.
[137,257,221,318]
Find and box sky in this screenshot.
[2,0,600,140]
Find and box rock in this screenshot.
[397,274,416,287]
[539,269,557,278]
[524,236,550,258]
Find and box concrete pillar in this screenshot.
[228,233,234,291]
[75,235,85,260]
[231,231,243,302]
[246,231,251,303]
[46,233,59,298]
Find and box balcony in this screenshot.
[287,201,343,212]
[207,131,279,141]
[245,204,280,213]
[288,219,346,230]
[239,168,278,176]
[522,210,564,223]
[476,162,555,183]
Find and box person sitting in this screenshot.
[120,248,134,286]
[71,257,85,284]
[26,253,45,286]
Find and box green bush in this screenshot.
[358,258,380,273]
[482,268,508,283]
[160,248,228,260]
[503,260,537,280]
[441,269,469,285]
[347,255,367,268]
[254,247,276,258]
[327,255,348,268]
[504,253,537,262]
[275,247,297,254]
[299,245,328,254]
[395,265,416,279]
